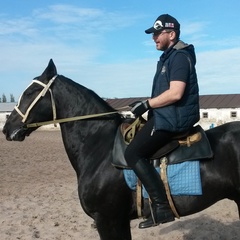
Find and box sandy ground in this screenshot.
[1,130,240,240]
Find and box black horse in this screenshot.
[3,59,240,240]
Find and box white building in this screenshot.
[198,94,240,129]
[0,103,15,130]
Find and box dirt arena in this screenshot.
[1,130,240,240]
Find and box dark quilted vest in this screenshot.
[151,41,200,132]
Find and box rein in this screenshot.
[14,75,129,128]
[26,108,126,128]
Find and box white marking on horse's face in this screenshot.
[10,128,25,141]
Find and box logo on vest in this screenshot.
[161,66,166,74]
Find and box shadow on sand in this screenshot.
[159,215,240,239]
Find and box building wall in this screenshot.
[199,108,240,129]
[121,108,240,130]
[0,112,10,130]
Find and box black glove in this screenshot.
[129,100,151,117]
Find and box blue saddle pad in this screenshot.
[123,160,202,197]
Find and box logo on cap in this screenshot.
[153,20,163,30]
[165,22,174,28]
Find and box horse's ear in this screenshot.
[39,59,58,83]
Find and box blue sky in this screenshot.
[0,1,240,100]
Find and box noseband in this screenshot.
[14,75,58,126]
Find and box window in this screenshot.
[202,112,208,118]
[231,111,237,118]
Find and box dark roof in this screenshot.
[106,94,240,110]
[199,94,240,108]
[106,97,148,110]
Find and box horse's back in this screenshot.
[204,121,240,182]
[205,121,240,149]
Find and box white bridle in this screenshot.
[14,75,58,126]
[13,74,129,129]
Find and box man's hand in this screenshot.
[129,100,151,117]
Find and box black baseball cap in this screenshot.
[145,14,180,34]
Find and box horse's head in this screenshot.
[2,59,58,141]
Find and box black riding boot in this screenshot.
[132,158,175,229]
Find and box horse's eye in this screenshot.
[24,90,34,97]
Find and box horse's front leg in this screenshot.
[95,214,132,240]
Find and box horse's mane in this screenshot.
[58,75,116,112]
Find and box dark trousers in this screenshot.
[124,118,177,227]
[124,117,175,166]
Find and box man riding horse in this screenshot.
[125,14,200,229]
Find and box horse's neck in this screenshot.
[53,78,120,169]
[54,78,113,119]
[59,113,119,174]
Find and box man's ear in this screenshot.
[169,31,176,41]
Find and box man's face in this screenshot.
[152,30,174,51]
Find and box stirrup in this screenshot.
[139,199,175,229]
